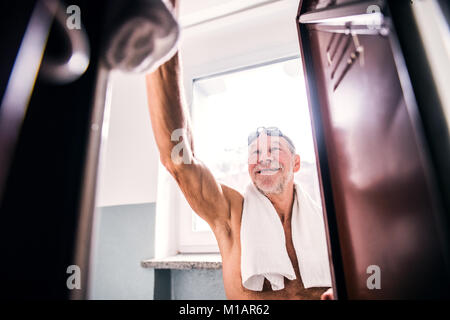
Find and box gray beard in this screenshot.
[255,165,294,195]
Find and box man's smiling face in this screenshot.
[248,133,300,195]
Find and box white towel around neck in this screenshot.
[240,182,332,291]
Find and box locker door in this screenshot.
[297,0,450,299]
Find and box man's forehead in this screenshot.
[248,135,287,151]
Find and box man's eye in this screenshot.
[253,150,260,155]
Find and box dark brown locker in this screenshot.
[297,0,450,299]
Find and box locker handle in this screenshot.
[40,0,90,84]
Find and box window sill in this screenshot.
[141,253,222,270]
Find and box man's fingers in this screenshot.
[320,288,334,300]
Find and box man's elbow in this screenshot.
[160,155,176,173]
[160,155,186,181]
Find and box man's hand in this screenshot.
[320,288,334,300]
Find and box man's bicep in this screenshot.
[170,159,230,227]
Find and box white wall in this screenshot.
[96,72,159,207]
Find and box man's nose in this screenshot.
[257,157,271,165]
[257,149,280,167]
[258,150,273,164]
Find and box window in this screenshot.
[178,57,322,252]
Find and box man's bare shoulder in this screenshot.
[221,184,244,216]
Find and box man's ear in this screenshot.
[293,154,300,173]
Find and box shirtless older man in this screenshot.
[145,0,333,300]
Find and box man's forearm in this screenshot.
[146,0,195,169]
[146,53,194,167]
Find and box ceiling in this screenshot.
[178,0,284,28]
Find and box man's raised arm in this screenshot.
[146,53,193,168]
[145,51,233,232]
